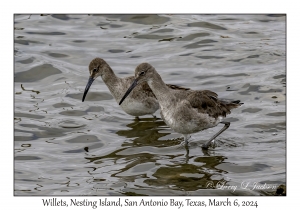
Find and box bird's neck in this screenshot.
[101,66,121,95]
[102,67,126,102]
[147,71,176,108]
[102,66,120,90]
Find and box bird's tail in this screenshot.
[220,99,243,110]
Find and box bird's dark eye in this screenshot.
[140,71,145,76]
[93,68,97,73]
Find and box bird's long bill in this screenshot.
[82,77,95,102]
[119,79,138,105]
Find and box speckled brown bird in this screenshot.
[119,63,243,149]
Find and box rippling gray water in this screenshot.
[14,14,286,196]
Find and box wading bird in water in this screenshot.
[119,63,243,149]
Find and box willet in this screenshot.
[119,63,243,149]
[82,58,189,118]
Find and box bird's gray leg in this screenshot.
[185,144,190,164]
[202,122,230,149]
[183,134,190,145]
[177,134,191,149]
